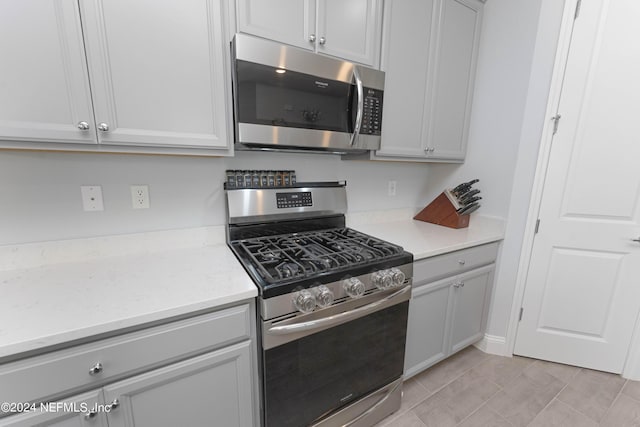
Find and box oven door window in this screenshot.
[235,60,355,133]
[263,302,408,427]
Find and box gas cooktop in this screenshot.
[231,227,406,286]
[226,181,413,298]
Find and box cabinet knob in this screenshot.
[458,259,466,265]
[454,281,465,288]
[84,410,98,420]
[77,121,90,131]
[632,237,640,243]
[309,34,316,43]
[88,362,103,376]
[97,123,110,132]
[108,398,120,411]
[319,36,326,45]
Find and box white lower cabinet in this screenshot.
[0,390,107,427]
[404,244,497,378]
[104,341,253,427]
[405,283,450,375]
[0,304,257,427]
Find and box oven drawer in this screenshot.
[413,242,499,285]
[0,304,251,406]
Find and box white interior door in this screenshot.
[514,0,640,373]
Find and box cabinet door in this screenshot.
[80,0,231,149]
[0,390,107,427]
[375,0,436,158]
[404,280,452,378]
[450,264,494,354]
[0,0,95,145]
[317,0,382,67]
[426,0,482,160]
[102,341,254,427]
[236,0,316,51]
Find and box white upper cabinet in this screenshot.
[0,0,95,145]
[316,0,382,66]
[80,0,230,149]
[427,0,483,160]
[236,0,316,51]
[235,0,382,67]
[374,0,483,162]
[374,0,437,158]
[0,0,232,153]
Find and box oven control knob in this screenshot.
[293,289,317,314]
[343,278,365,299]
[314,285,334,308]
[372,271,392,290]
[390,268,406,287]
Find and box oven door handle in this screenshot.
[349,66,364,147]
[267,285,411,335]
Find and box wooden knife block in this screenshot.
[414,191,470,229]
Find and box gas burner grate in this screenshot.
[233,228,404,284]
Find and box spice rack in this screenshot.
[414,190,470,229]
[225,170,296,189]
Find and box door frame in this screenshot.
[504,0,640,380]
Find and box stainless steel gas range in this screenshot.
[226,181,413,427]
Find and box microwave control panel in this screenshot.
[361,88,383,135]
[276,192,312,208]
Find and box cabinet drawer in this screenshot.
[0,304,251,407]
[414,242,499,285]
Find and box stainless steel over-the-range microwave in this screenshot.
[231,34,385,154]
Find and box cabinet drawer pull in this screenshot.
[108,398,120,411]
[88,362,103,376]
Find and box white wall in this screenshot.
[0,149,436,245]
[482,0,567,345]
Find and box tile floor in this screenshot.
[376,347,640,426]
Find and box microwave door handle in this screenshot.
[349,66,364,147]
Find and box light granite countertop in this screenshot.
[347,210,505,260]
[0,210,504,360]
[0,228,256,360]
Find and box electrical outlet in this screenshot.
[80,186,104,211]
[388,180,397,197]
[130,185,150,209]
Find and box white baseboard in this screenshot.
[474,334,509,356]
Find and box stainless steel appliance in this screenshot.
[226,182,412,427]
[231,34,385,154]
